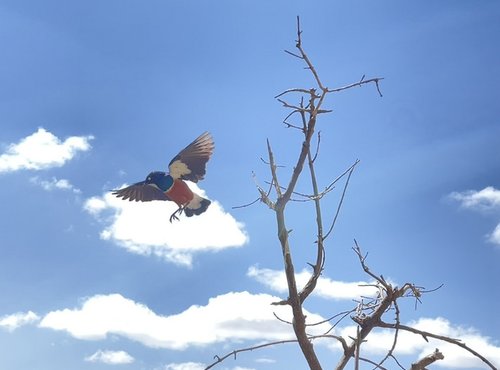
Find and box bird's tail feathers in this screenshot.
[185,194,211,217]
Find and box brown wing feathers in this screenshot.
[169,132,214,182]
[112,182,170,202]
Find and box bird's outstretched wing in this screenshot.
[168,132,214,182]
[112,182,171,202]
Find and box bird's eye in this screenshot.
[147,177,151,181]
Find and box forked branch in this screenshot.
[337,242,497,370]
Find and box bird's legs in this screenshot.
[169,205,186,223]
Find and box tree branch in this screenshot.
[379,322,497,370]
[411,349,444,370]
[297,102,325,305]
[204,339,299,370]
[327,75,384,97]
[323,161,359,240]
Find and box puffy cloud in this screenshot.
[84,350,134,365]
[83,184,248,266]
[14,294,500,369]
[0,128,93,173]
[449,186,500,246]
[450,187,500,210]
[489,224,500,245]
[247,265,381,300]
[30,176,81,193]
[39,292,329,350]
[336,318,500,369]
[0,311,39,331]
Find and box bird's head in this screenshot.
[145,171,166,184]
[144,171,173,192]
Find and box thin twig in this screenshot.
[322,160,360,196]
[273,311,293,325]
[391,354,406,370]
[284,49,303,59]
[323,309,357,335]
[232,197,260,209]
[312,131,321,163]
[260,157,286,168]
[266,139,282,199]
[420,284,444,294]
[352,240,390,289]
[252,171,275,210]
[359,357,388,370]
[205,333,352,370]
[276,98,310,112]
[295,16,325,91]
[308,308,355,327]
[275,88,319,99]
[204,339,299,370]
[283,110,306,131]
[297,99,325,305]
[375,299,400,369]
[323,161,359,240]
[354,325,361,370]
[328,77,384,98]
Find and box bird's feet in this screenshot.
[169,213,179,223]
[169,206,185,223]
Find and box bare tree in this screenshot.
[206,17,497,370]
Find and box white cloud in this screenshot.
[85,350,134,365]
[0,311,40,331]
[39,292,329,350]
[255,358,276,363]
[336,318,500,369]
[247,265,381,300]
[164,363,206,370]
[30,176,81,193]
[450,187,500,210]
[16,294,500,369]
[449,186,500,247]
[489,224,500,245]
[0,128,93,173]
[84,196,108,216]
[163,363,254,370]
[83,184,248,266]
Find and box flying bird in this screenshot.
[112,132,214,222]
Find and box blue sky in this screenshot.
[0,1,499,369]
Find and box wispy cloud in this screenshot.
[0,128,93,173]
[247,265,381,300]
[0,311,39,331]
[450,187,500,210]
[255,358,276,364]
[83,184,248,266]
[85,350,134,365]
[38,292,328,349]
[337,318,500,369]
[164,363,206,370]
[163,363,250,370]
[449,186,500,246]
[30,176,81,193]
